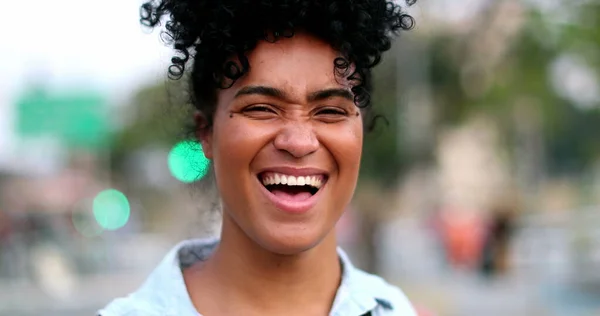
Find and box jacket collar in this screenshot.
[118,238,402,315]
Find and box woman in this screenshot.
[100,0,418,315]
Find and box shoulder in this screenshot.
[97,294,164,316]
[98,239,216,316]
[337,247,417,315]
[97,272,193,316]
[352,269,417,315]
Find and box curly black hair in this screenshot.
[140,0,416,131]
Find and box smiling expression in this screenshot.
[199,32,364,255]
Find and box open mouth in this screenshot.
[259,172,326,199]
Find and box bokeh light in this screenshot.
[168,140,210,183]
[93,189,131,231]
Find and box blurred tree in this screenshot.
[424,0,600,176]
[110,80,191,173]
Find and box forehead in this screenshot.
[225,33,346,98]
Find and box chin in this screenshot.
[254,228,326,256]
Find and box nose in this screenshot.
[273,122,319,158]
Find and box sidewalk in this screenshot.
[399,272,600,316]
[0,272,145,316]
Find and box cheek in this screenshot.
[211,115,273,172]
[213,125,248,171]
[210,116,266,211]
[322,121,363,172]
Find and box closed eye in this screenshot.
[316,107,347,116]
[243,105,276,113]
[314,107,349,123]
[240,104,279,120]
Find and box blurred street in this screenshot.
[0,273,143,316]
[2,216,600,316]
[2,0,600,315]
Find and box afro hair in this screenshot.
[140,0,416,130]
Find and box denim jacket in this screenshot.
[98,239,416,316]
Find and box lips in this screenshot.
[257,169,328,214]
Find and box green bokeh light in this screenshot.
[168,140,210,183]
[93,189,131,231]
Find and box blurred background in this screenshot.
[1,0,600,315]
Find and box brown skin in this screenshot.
[185,32,364,316]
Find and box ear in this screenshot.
[194,112,214,159]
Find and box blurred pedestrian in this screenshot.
[438,206,486,270]
[99,1,419,315]
[480,206,515,277]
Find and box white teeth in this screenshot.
[311,176,321,187]
[261,173,324,189]
[288,176,297,186]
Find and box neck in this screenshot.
[190,214,342,314]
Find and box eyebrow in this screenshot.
[234,85,354,103]
[235,85,285,99]
[307,88,353,102]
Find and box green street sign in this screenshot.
[15,87,111,150]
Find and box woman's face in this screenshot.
[200,32,363,254]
